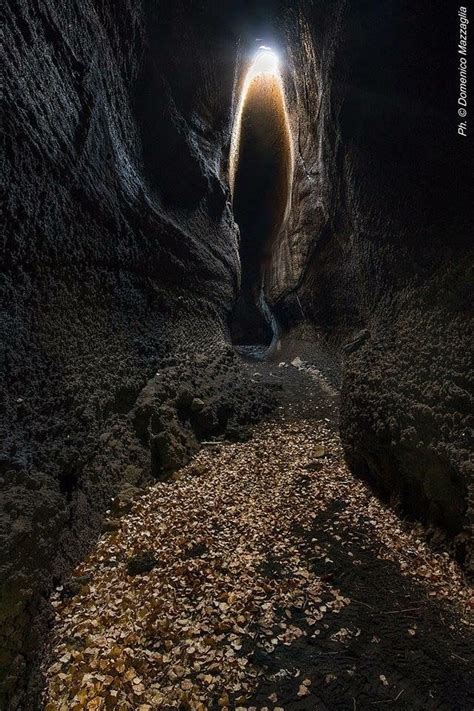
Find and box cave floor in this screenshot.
[43,345,473,711]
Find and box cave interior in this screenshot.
[2,0,473,708]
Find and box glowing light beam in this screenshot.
[229,46,294,224]
[247,47,280,79]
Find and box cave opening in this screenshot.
[229,47,293,356]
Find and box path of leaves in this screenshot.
[43,418,472,710]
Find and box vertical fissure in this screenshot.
[229,48,293,353]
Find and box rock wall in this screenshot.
[268,2,473,555]
[1,1,247,706]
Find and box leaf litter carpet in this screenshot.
[43,359,473,710]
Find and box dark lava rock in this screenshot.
[176,390,194,411]
[226,423,252,442]
[184,542,208,559]
[123,465,144,486]
[343,329,370,354]
[305,461,323,472]
[187,463,207,477]
[150,431,190,474]
[61,575,91,599]
[191,406,219,439]
[102,518,122,533]
[190,397,205,413]
[111,485,144,516]
[127,551,157,576]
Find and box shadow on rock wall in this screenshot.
[271,1,473,560]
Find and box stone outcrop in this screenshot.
[268,2,474,554]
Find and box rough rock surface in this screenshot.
[2,1,248,705]
[265,2,473,552]
[2,0,473,707]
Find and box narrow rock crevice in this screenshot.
[229,47,293,348]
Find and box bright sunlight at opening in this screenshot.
[247,46,280,80]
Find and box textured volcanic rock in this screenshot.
[328,5,473,555]
[1,0,473,707]
[1,1,250,706]
[265,2,473,554]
